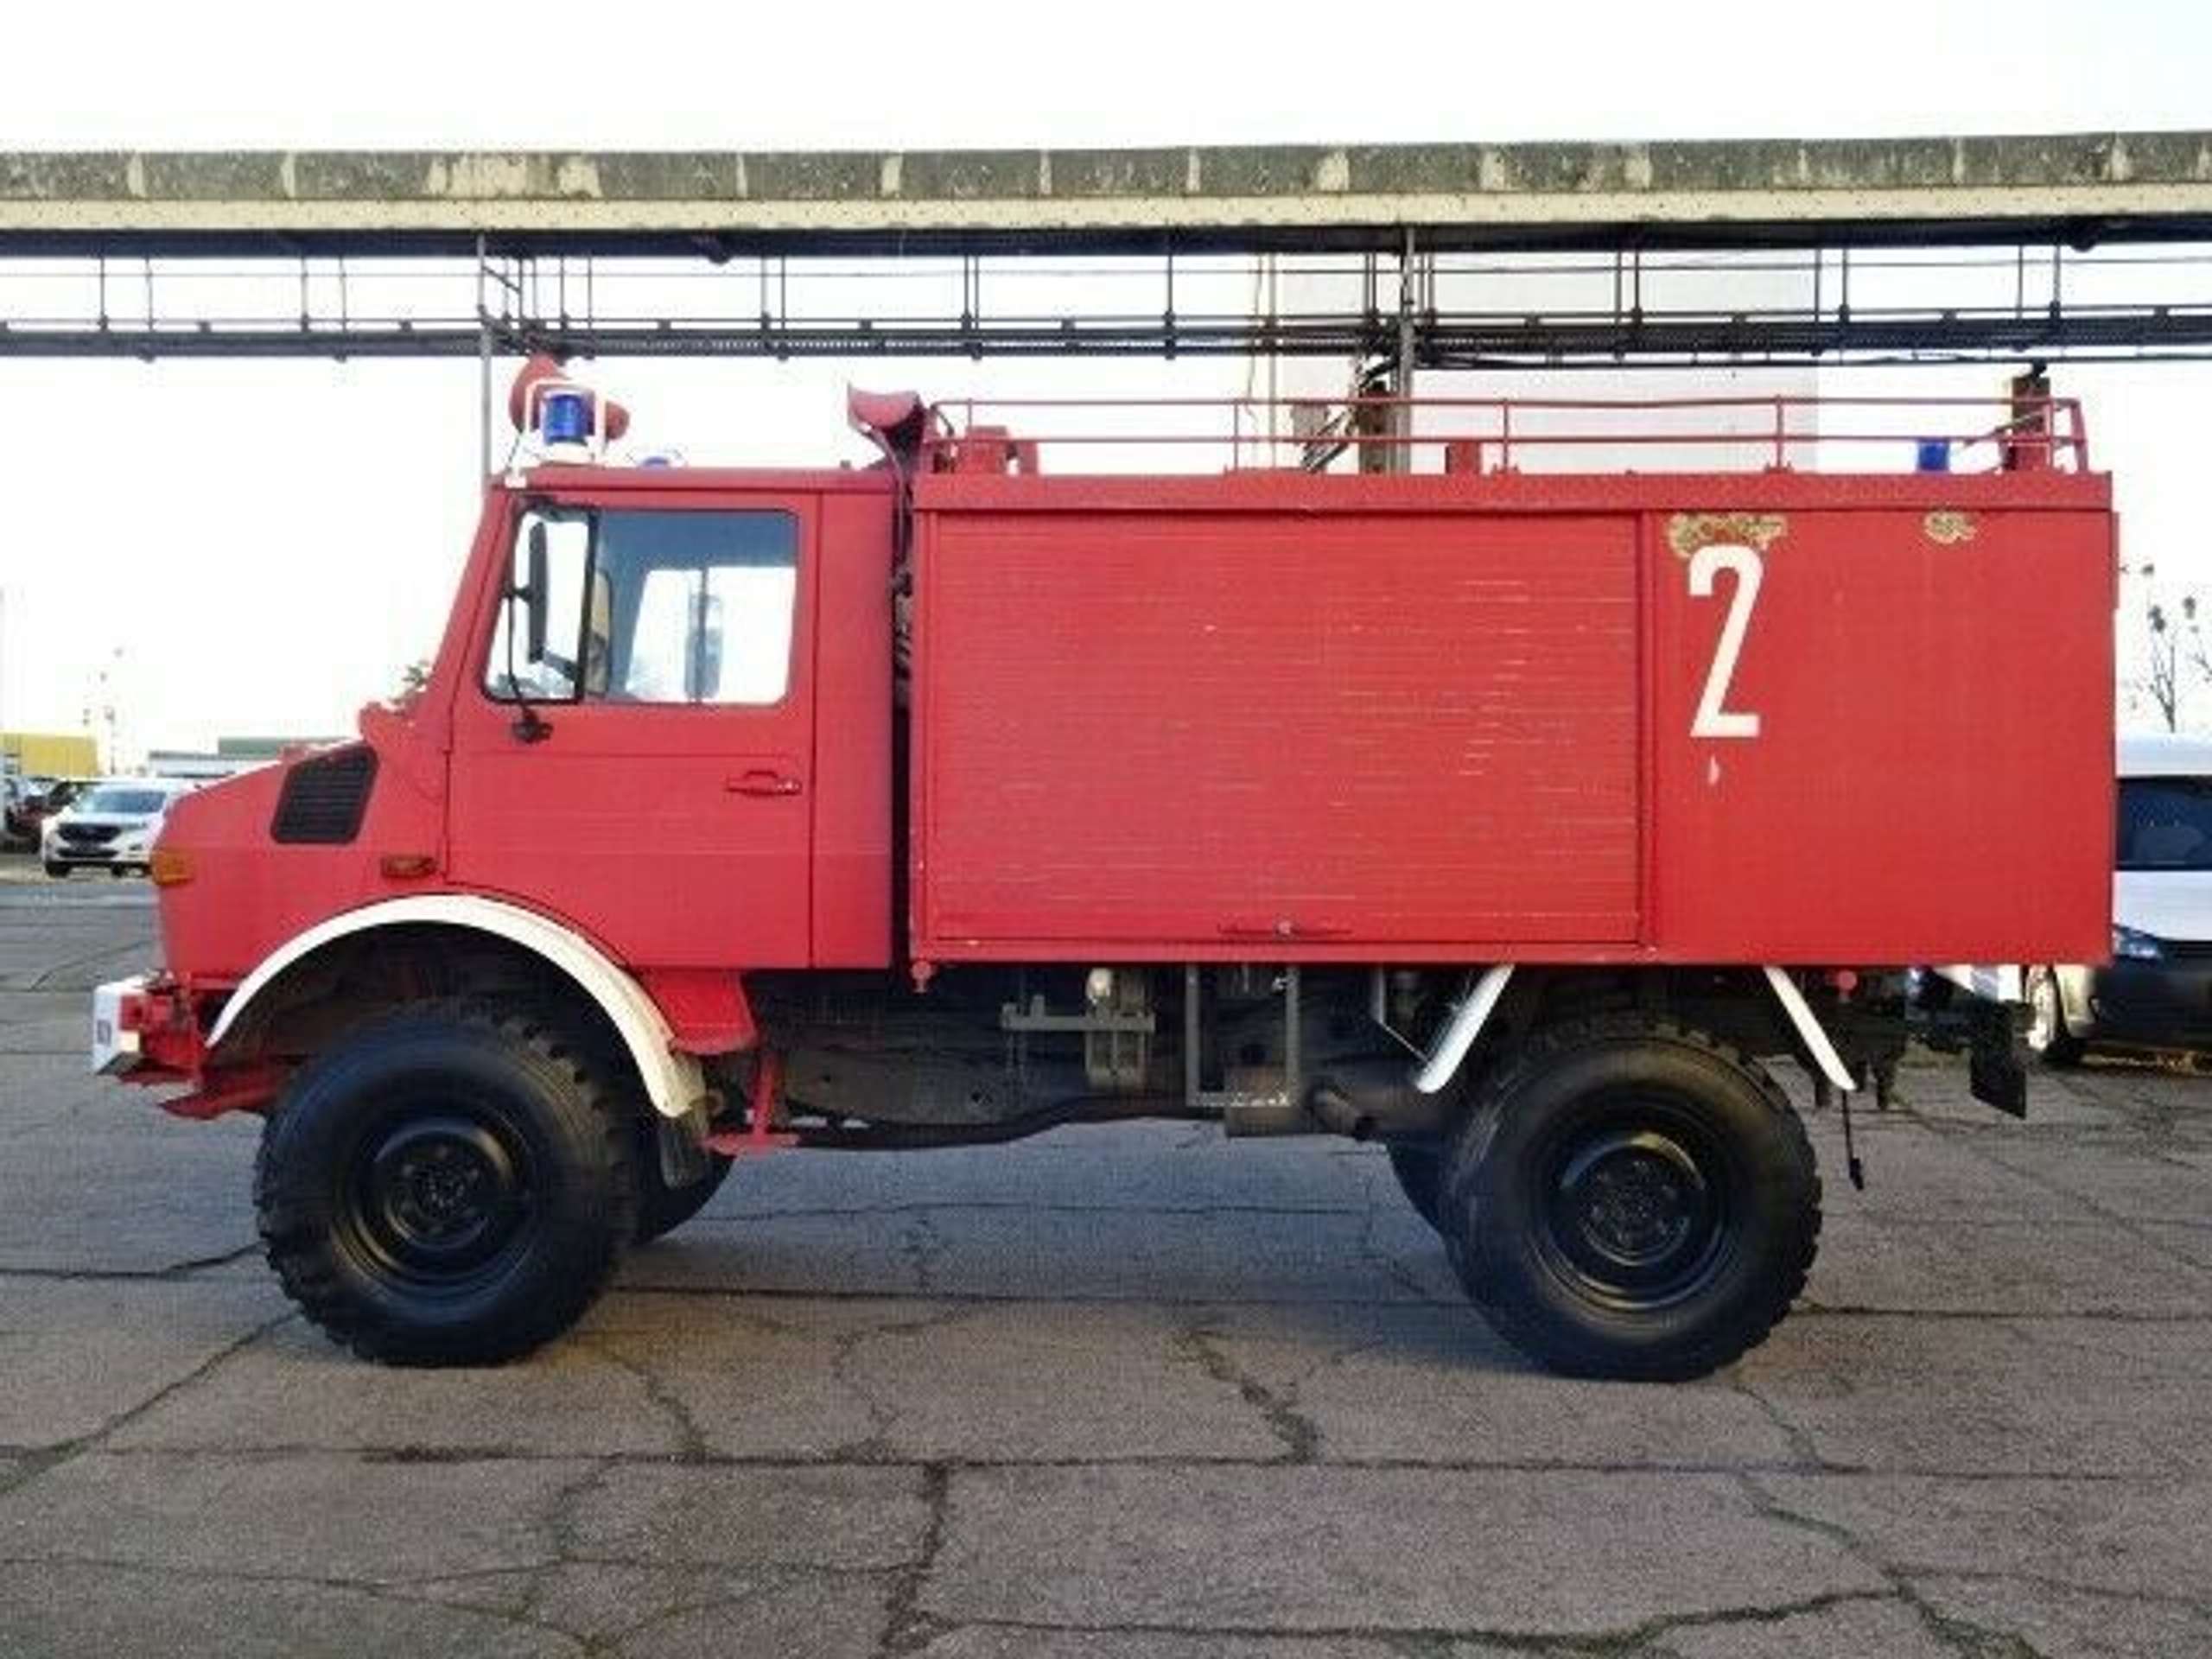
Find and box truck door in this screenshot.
[449,492,817,969]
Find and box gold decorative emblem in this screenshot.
[1666,512,1788,560]
[1923,510,1978,545]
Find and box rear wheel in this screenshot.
[255,1000,637,1364]
[1441,1014,1820,1381]
[2026,967,2085,1067]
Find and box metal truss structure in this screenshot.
[4,137,2212,367]
[1,239,2210,368]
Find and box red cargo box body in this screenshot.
[909,467,2113,969]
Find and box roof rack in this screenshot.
[921,392,2090,477]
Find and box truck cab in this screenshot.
[450,471,895,974]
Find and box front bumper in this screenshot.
[47,836,151,867]
[2059,959,2212,1050]
[91,973,282,1117]
[92,975,150,1073]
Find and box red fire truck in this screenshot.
[92,365,2113,1379]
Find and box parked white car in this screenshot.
[41,778,197,879]
[2027,732,2212,1062]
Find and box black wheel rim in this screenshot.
[336,1100,537,1292]
[1534,1093,1736,1312]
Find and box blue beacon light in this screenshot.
[539,388,594,447]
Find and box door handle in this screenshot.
[1217,918,1353,941]
[728,770,803,798]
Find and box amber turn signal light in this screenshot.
[378,853,438,880]
[148,849,194,887]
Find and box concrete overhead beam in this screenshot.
[4,133,2212,255]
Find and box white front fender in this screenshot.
[207,894,707,1118]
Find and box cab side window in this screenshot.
[598,511,798,705]
[484,508,798,707]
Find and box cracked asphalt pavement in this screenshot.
[4,871,2212,1656]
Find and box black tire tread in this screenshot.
[1440,1011,1821,1382]
[254,996,639,1365]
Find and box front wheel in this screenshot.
[255,1000,638,1364]
[43,862,68,878]
[1441,1014,1820,1381]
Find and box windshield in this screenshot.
[2118,777,2212,872]
[76,787,169,817]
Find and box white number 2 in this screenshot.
[1688,544,1763,740]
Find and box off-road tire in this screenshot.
[1385,1144,1447,1234]
[1440,1013,1821,1382]
[255,999,638,1364]
[2025,967,2085,1067]
[633,1122,734,1245]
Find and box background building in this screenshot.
[1,730,99,779]
[143,735,348,780]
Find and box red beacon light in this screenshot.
[506,353,631,466]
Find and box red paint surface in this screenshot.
[1649,505,2114,963]
[911,469,2113,966]
[808,488,897,966]
[637,969,758,1053]
[917,508,1641,949]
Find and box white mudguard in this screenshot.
[206,894,707,1118]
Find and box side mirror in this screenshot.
[523,523,550,662]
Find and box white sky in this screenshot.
[1,0,2209,755]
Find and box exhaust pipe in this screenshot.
[1306,1061,1455,1141]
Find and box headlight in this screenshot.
[2113,925,2165,962]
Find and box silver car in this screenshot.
[41,779,194,878]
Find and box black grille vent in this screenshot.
[271,746,378,844]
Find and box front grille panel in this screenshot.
[58,823,119,846]
[271,746,378,845]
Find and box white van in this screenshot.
[2028,732,2212,1061]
